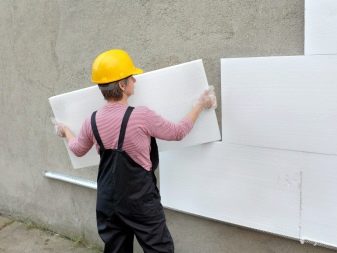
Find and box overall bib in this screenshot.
[91,106,174,253]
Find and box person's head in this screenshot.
[98,75,136,101]
[91,49,142,100]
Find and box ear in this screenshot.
[118,80,126,91]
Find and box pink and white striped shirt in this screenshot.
[69,103,194,171]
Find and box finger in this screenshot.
[51,117,58,125]
[208,85,215,92]
[211,97,217,109]
[208,89,215,98]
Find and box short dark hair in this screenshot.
[98,78,128,101]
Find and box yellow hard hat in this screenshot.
[91,49,143,84]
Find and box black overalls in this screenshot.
[91,106,174,253]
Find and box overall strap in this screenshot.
[117,106,134,150]
[150,137,159,191]
[91,111,105,153]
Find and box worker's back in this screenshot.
[93,103,152,170]
[69,102,193,171]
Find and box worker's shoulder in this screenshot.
[131,106,158,123]
[133,106,154,115]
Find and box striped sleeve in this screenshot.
[68,117,94,157]
[140,107,194,141]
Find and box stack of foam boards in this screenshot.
[160,55,337,247]
[49,60,221,168]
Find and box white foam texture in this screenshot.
[49,60,220,168]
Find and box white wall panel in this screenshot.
[50,87,103,168]
[305,0,337,55]
[50,60,220,168]
[301,153,337,247]
[159,143,301,238]
[221,55,337,155]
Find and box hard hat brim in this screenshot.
[132,67,144,75]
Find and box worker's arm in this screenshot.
[61,126,75,143]
[54,117,94,157]
[143,87,217,141]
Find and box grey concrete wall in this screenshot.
[1,0,335,252]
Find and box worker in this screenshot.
[55,49,216,253]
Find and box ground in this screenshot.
[0,215,100,253]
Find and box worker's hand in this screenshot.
[195,86,217,110]
[51,118,67,138]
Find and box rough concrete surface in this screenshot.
[1,0,335,252]
[0,215,99,253]
[0,216,13,230]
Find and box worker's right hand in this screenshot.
[51,118,66,138]
[195,86,217,110]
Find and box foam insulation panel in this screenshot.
[50,60,220,168]
[305,0,337,55]
[159,142,301,239]
[221,55,337,155]
[301,153,337,248]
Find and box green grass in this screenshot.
[70,235,102,252]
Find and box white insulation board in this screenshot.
[221,55,337,155]
[50,60,221,169]
[305,0,337,55]
[159,142,301,239]
[301,153,337,248]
